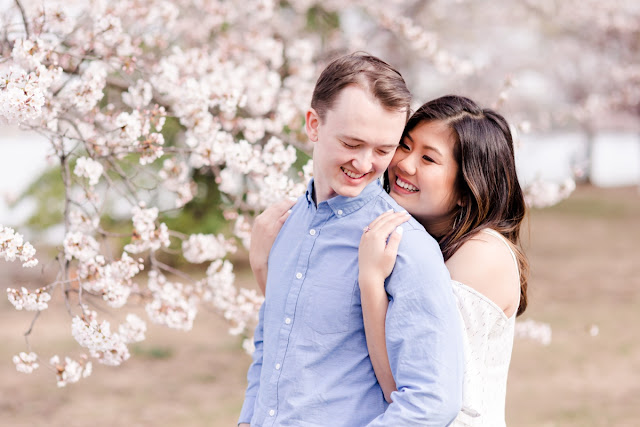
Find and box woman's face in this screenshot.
[388,120,461,235]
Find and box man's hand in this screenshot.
[239,424,250,427]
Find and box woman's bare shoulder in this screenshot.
[445,230,520,316]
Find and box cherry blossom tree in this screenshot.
[1,0,480,386]
[4,0,627,386]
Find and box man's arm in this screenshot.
[367,229,464,426]
[238,303,265,425]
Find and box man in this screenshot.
[239,53,463,426]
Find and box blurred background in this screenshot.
[1,0,639,426]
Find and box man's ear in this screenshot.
[305,108,320,142]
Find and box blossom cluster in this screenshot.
[50,354,93,387]
[524,177,577,209]
[146,271,198,331]
[0,225,38,268]
[74,157,104,187]
[13,352,39,374]
[182,233,237,264]
[124,205,170,254]
[201,259,264,337]
[515,319,553,346]
[70,308,145,366]
[78,253,144,308]
[7,286,51,311]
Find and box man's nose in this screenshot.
[352,150,373,173]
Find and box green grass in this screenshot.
[535,185,640,219]
[131,344,174,359]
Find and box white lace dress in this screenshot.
[450,229,519,427]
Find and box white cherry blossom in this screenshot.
[13,352,39,374]
[74,157,104,186]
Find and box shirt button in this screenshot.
[275,363,281,370]
[295,272,302,279]
[269,409,275,416]
[309,229,316,235]
[337,209,343,215]
[285,317,291,324]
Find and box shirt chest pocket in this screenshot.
[304,277,358,334]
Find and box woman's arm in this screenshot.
[249,198,296,294]
[358,210,410,403]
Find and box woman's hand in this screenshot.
[359,210,410,285]
[250,198,296,295]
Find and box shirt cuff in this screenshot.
[238,395,257,425]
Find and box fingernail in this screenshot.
[386,208,394,213]
[395,226,404,235]
[287,209,292,214]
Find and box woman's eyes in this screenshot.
[401,140,436,163]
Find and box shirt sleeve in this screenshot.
[238,302,265,425]
[366,229,464,426]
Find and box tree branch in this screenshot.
[14,0,30,39]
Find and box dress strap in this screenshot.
[481,229,520,276]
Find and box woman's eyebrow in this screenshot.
[406,132,443,156]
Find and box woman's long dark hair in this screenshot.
[388,95,529,316]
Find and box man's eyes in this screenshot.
[341,141,358,149]
[341,140,393,155]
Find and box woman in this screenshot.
[360,95,528,426]
[251,95,528,426]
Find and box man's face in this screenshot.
[306,85,407,204]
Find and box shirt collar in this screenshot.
[304,178,384,216]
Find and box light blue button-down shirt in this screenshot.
[239,179,463,426]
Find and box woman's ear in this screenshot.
[305,108,319,142]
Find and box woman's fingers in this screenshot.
[275,199,295,225]
[384,223,404,256]
[263,198,296,221]
[365,209,396,231]
[368,212,410,239]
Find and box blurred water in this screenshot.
[517,132,640,187]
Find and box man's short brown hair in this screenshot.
[310,52,412,122]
